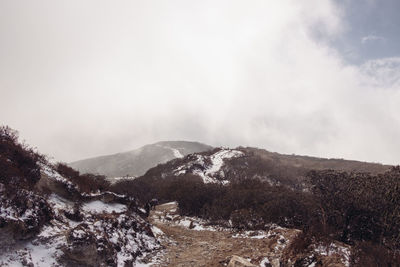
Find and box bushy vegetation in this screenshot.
[0,126,53,241]
[0,126,45,190]
[113,174,316,229]
[165,177,317,230]
[308,169,400,266]
[308,169,400,247]
[55,163,109,194]
[350,241,400,266]
[0,125,109,195]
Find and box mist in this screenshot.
[1,0,399,164]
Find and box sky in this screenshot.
[1,0,400,164]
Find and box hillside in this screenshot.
[110,146,400,266]
[116,146,391,194]
[0,126,160,266]
[69,141,213,178]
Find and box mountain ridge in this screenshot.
[69,140,213,177]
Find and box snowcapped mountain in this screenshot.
[69,141,213,178]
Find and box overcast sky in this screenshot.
[1,0,400,164]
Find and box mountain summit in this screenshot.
[69,141,212,178]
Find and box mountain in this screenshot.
[118,146,391,192]
[69,141,213,178]
[2,126,399,266]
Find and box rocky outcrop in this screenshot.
[0,184,52,247]
[35,165,81,201]
[61,211,158,266]
[63,225,107,266]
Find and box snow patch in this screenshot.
[81,200,127,214]
[159,201,178,207]
[108,176,137,184]
[313,242,351,267]
[173,149,244,184]
[156,144,184,158]
[40,164,77,190]
[151,226,164,236]
[170,148,184,158]
[260,257,270,266]
[206,149,243,176]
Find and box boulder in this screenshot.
[0,188,53,244]
[63,224,116,266]
[227,255,257,267]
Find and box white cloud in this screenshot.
[0,0,400,165]
[360,57,400,88]
[361,34,386,44]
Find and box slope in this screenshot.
[69,141,213,178]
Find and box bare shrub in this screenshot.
[56,163,110,194]
[350,242,400,267]
[0,125,45,190]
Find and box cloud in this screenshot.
[361,34,386,44]
[0,0,400,164]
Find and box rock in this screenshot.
[63,224,116,266]
[63,225,100,266]
[35,171,80,201]
[0,188,53,245]
[270,258,280,267]
[227,255,257,267]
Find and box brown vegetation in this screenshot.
[56,162,110,194]
[0,126,45,190]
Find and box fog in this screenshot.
[1,0,399,164]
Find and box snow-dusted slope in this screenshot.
[0,164,160,267]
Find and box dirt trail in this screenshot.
[145,202,298,267]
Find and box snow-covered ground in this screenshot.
[1,200,158,267]
[0,164,160,267]
[81,200,127,214]
[1,194,70,266]
[107,175,138,184]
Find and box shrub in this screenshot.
[56,163,110,194]
[308,169,400,248]
[0,126,45,190]
[350,242,400,267]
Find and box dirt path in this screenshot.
[145,202,298,267]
